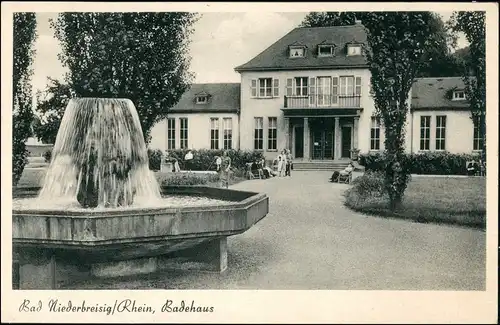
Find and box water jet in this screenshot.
[12,98,269,289]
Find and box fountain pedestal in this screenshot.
[13,186,269,289]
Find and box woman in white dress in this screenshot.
[277,151,284,177]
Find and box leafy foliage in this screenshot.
[148,149,164,171]
[151,149,265,172]
[156,173,220,187]
[13,13,37,186]
[359,151,483,175]
[360,12,443,210]
[449,12,486,155]
[50,12,199,142]
[33,78,73,144]
[300,11,464,78]
[349,171,387,198]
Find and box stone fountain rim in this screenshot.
[12,185,268,217]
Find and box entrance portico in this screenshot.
[283,110,361,161]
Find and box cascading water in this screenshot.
[37,98,162,208]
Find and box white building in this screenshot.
[150,24,483,162]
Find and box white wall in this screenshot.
[410,110,475,154]
[149,113,239,151]
[239,68,378,160]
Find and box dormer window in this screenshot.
[452,90,466,101]
[347,44,362,56]
[318,45,335,57]
[196,95,209,104]
[289,46,306,58]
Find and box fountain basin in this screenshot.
[12,185,269,289]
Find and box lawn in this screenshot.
[15,167,247,189]
[344,176,487,229]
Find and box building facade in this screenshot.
[150,24,483,160]
[234,23,409,161]
[149,83,240,151]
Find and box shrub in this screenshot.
[155,172,219,187]
[350,171,387,198]
[148,149,163,171]
[43,149,52,163]
[164,149,264,171]
[359,151,482,175]
[344,171,387,209]
[12,143,29,185]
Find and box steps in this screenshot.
[292,160,351,171]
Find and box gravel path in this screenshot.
[67,171,485,290]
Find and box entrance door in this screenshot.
[295,127,304,158]
[341,127,352,158]
[312,130,334,160]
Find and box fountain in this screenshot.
[12,98,269,289]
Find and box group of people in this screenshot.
[466,158,486,176]
[275,149,293,177]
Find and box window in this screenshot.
[420,116,431,151]
[435,115,446,151]
[254,117,264,150]
[167,118,175,150]
[259,78,272,97]
[370,117,381,150]
[318,45,335,57]
[339,76,355,95]
[317,76,332,106]
[268,117,277,151]
[251,78,279,98]
[289,46,305,58]
[223,118,233,150]
[347,45,362,56]
[210,118,219,149]
[180,118,188,149]
[294,77,308,96]
[196,96,208,104]
[452,90,466,101]
[473,115,484,151]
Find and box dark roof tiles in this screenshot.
[411,77,470,110]
[168,83,240,113]
[235,25,368,72]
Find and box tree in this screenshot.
[300,11,463,77]
[361,12,444,210]
[12,13,37,186]
[449,12,486,156]
[33,78,73,144]
[51,12,199,142]
[300,11,369,27]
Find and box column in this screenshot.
[334,117,340,160]
[284,117,290,151]
[353,117,359,149]
[303,117,310,160]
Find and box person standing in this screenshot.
[184,149,194,171]
[219,150,231,188]
[215,155,222,172]
[277,151,284,177]
[285,149,293,177]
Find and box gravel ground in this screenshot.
[65,171,486,290]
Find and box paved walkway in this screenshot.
[70,171,485,290]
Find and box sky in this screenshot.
[32,12,467,94]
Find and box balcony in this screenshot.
[284,95,361,109]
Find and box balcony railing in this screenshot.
[284,95,361,109]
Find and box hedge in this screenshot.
[359,151,484,175]
[148,148,265,172]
